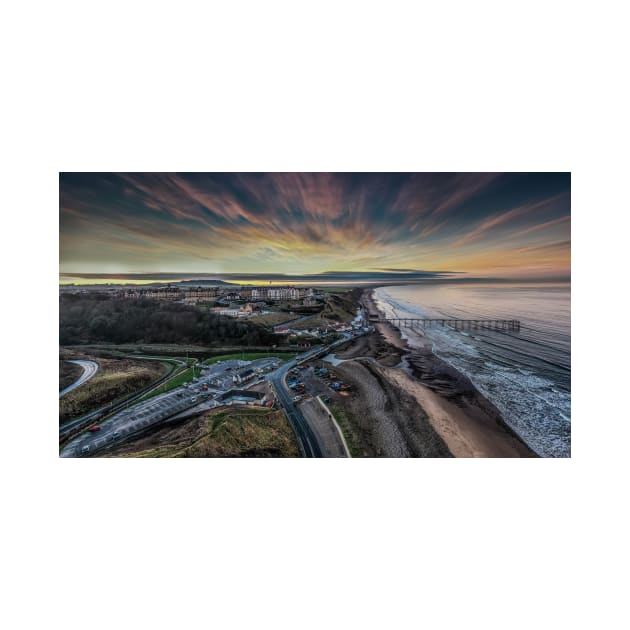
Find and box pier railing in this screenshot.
[373,316,520,331]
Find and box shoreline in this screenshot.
[341,287,536,457]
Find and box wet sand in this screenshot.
[336,289,536,458]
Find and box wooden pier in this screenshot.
[371,316,520,331]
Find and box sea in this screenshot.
[374,283,571,457]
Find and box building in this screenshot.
[185,286,218,300]
[232,368,256,384]
[217,389,268,406]
[212,307,246,318]
[267,286,303,301]
[124,286,182,300]
[240,301,265,314]
[251,287,268,299]
[290,340,312,349]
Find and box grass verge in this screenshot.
[59,357,169,423]
[328,401,366,457]
[134,365,203,403]
[203,351,297,365]
[108,407,300,458]
[59,360,84,391]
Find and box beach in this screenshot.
[332,289,536,457]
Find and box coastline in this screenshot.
[333,287,536,457]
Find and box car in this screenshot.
[88,425,101,432]
[191,396,197,403]
[81,445,90,454]
[292,395,301,402]
[112,431,121,439]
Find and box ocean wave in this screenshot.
[374,286,571,457]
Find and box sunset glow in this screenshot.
[60,173,570,283]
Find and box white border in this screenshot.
[3,1,626,629]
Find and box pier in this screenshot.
[370,315,520,331]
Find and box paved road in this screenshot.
[60,357,283,457]
[300,398,348,457]
[273,313,315,332]
[270,355,323,457]
[59,360,99,398]
[59,356,186,437]
[60,336,360,457]
[268,333,356,457]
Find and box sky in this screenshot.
[59,173,570,284]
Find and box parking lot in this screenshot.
[285,362,351,404]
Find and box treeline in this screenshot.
[60,295,276,346]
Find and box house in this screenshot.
[290,340,312,349]
[232,368,256,384]
[240,301,265,313]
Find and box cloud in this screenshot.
[59,173,571,278]
[449,193,570,248]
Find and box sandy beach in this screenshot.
[332,288,536,457]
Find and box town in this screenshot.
[59,283,371,457]
[62,283,321,310]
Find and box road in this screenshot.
[60,357,281,457]
[273,313,316,332]
[59,360,99,398]
[300,398,349,457]
[270,355,323,457]
[60,334,360,457]
[268,333,356,457]
[59,356,186,438]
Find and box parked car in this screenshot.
[88,425,101,432]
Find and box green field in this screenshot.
[135,365,203,402]
[59,357,170,423]
[108,407,300,458]
[203,351,297,365]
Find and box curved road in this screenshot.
[270,357,323,457]
[59,357,187,437]
[59,360,99,398]
[269,332,356,457]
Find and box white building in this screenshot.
[267,287,302,301]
